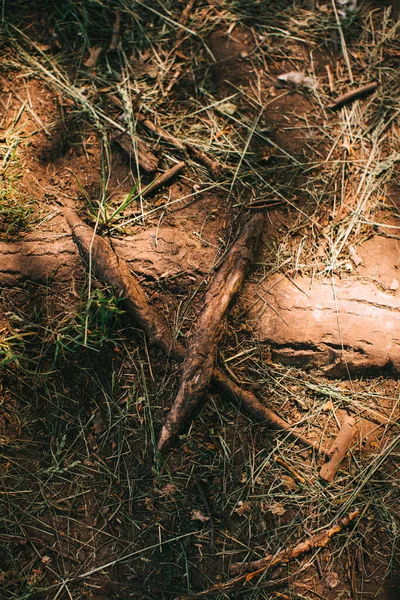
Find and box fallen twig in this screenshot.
[135,112,185,150]
[157,213,264,452]
[105,93,222,175]
[141,161,186,198]
[185,143,222,176]
[320,416,357,482]
[328,81,379,110]
[65,207,327,454]
[229,509,360,576]
[174,510,359,598]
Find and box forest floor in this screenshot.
[0,1,400,599]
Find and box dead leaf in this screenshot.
[336,0,357,19]
[323,400,333,411]
[277,71,315,90]
[84,46,102,68]
[218,101,237,116]
[234,500,251,516]
[132,61,158,79]
[92,410,106,435]
[281,475,297,491]
[145,497,155,511]
[270,503,286,516]
[191,509,209,523]
[158,483,177,496]
[324,572,339,588]
[35,43,51,52]
[349,245,362,267]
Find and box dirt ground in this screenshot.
[1,1,400,599]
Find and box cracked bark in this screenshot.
[157,213,264,452]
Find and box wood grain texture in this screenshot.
[246,274,400,375]
[0,224,214,286]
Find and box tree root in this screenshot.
[158,213,264,451]
[65,206,328,455]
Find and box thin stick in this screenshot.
[229,509,360,576]
[157,214,264,452]
[141,161,186,198]
[185,143,222,176]
[328,82,379,110]
[135,112,185,150]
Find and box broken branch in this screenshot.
[320,416,357,482]
[230,509,360,575]
[111,129,159,173]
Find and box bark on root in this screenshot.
[157,213,264,452]
[63,207,179,357]
[64,207,327,455]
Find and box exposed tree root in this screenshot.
[65,206,328,455]
[158,213,264,451]
[212,369,327,455]
[63,207,179,358]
